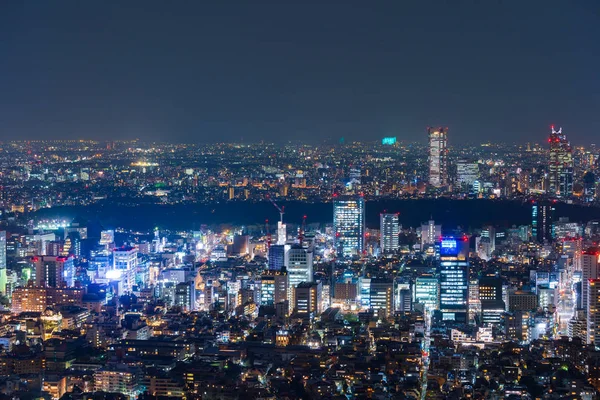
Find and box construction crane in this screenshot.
[267,195,285,223]
[298,215,307,245]
[265,219,271,250]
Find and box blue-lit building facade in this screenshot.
[439,236,469,322]
[532,201,556,243]
[333,196,365,258]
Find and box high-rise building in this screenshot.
[286,245,313,309]
[532,201,556,243]
[333,196,365,257]
[548,126,574,196]
[294,281,322,317]
[587,278,600,346]
[112,246,138,292]
[479,277,505,325]
[456,159,479,188]
[260,270,288,306]
[174,281,196,311]
[583,250,600,316]
[380,213,399,254]
[369,279,394,318]
[420,220,441,250]
[439,236,469,322]
[34,256,75,288]
[414,276,439,311]
[428,127,448,187]
[277,221,287,245]
[268,244,288,271]
[0,231,6,296]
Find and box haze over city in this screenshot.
[2,1,600,143]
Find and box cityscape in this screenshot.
[2,2,600,400]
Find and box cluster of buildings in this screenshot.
[0,129,598,399]
[1,127,598,217]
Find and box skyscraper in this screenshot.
[532,201,556,243]
[588,278,600,346]
[333,196,365,258]
[113,246,138,293]
[439,236,469,322]
[420,220,441,250]
[285,244,314,311]
[0,231,6,296]
[428,127,448,187]
[34,255,75,288]
[380,213,399,254]
[583,249,600,317]
[548,126,574,196]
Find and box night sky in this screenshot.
[1,1,599,144]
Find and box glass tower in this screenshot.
[333,196,365,258]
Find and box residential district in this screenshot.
[0,128,597,400]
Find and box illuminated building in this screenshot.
[11,286,83,314]
[94,365,141,398]
[112,246,138,292]
[420,220,441,250]
[548,126,573,196]
[479,277,505,325]
[294,281,322,317]
[532,201,555,243]
[583,250,600,316]
[588,279,600,346]
[456,159,479,188]
[370,279,394,318]
[33,255,75,288]
[427,127,448,187]
[333,196,365,257]
[359,277,371,308]
[277,221,287,245]
[379,213,399,254]
[268,244,288,271]
[0,231,6,296]
[414,276,439,311]
[99,230,115,247]
[439,236,469,322]
[286,244,313,309]
[174,281,196,311]
[260,269,288,307]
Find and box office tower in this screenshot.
[583,250,600,315]
[113,246,138,292]
[532,201,556,243]
[294,282,322,317]
[508,290,538,312]
[232,234,250,255]
[427,127,448,187]
[333,196,365,257]
[34,255,75,288]
[439,236,469,322]
[414,276,439,311]
[583,171,596,202]
[277,221,287,245]
[0,231,6,296]
[398,288,412,312]
[334,282,358,301]
[420,220,441,249]
[260,270,288,306]
[456,159,479,188]
[548,126,574,196]
[268,244,287,271]
[286,244,313,309]
[370,279,394,318]
[479,277,505,325]
[588,279,600,346]
[380,213,399,254]
[174,281,196,311]
[359,277,371,308]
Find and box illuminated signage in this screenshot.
[440,238,458,256]
[382,137,397,145]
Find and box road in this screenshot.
[420,310,432,400]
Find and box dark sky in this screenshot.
[1,1,599,144]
